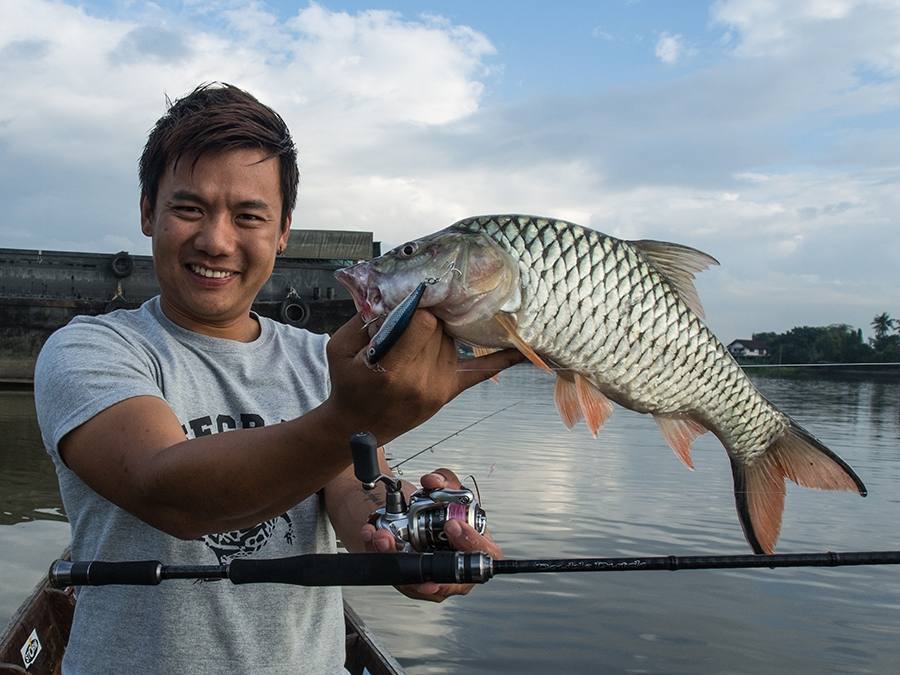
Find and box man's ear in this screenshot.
[140,195,154,237]
[278,213,292,253]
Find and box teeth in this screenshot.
[190,264,233,279]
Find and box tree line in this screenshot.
[749,313,900,364]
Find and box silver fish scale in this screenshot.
[458,215,788,463]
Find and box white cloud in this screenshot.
[712,0,900,73]
[0,0,497,251]
[655,32,686,64]
[0,0,898,343]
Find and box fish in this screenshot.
[335,214,866,554]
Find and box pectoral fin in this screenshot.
[493,314,553,373]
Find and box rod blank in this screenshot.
[494,550,900,575]
[49,550,900,590]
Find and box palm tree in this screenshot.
[871,312,894,340]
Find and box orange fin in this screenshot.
[493,314,553,373]
[574,374,613,437]
[653,414,708,470]
[554,375,583,429]
[731,454,786,555]
[730,420,866,554]
[771,422,866,494]
[472,345,500,357]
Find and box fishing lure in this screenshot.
[364,263,461,367]
[364,281,428,367]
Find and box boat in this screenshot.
[0,556,404,675]
[0,228,379,384]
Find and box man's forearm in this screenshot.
[142,402,373,538]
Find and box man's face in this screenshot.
[141,148,290,340]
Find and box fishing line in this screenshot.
[390,401,521,472]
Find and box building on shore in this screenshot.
[726,338,769,359]
[0,230,377,384]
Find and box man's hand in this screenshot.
[323,311,523,445]
[359,468,503,603]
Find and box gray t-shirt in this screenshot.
[34,297,346,674]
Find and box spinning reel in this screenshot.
[350,431,487,552]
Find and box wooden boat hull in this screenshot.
[0,569,403,674]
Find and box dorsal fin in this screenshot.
[630,240,719,318]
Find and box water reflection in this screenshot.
[349,367,900,674]
[2,370,900,673]
[0,391,65,525]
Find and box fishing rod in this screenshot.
[457,361,900,372]
[49,433,900,590]
[48,549,900,590]
[740,361,900,368]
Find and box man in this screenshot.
[34,83,521,674]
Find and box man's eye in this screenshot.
[174,205,201,215]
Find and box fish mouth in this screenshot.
[335,266,384,323]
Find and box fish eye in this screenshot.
[397,242,418,257]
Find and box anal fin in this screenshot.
[653,414,708,470]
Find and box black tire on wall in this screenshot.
[110,252,134,278]
[279,296,310,327]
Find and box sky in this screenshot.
[1,0,898,343]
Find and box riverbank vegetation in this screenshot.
[745,313,899,366]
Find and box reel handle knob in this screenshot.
[351,431,380,487]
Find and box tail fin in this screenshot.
[730,420,866,554]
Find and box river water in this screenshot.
[2,368,899,673]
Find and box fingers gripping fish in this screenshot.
[336,215,866,554]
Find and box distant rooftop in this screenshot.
[284,229,375,261]
[728,338,769,351]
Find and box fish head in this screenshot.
[335,226,520,329]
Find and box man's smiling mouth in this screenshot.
[188,264,235,279]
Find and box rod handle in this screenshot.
[49,560,162,587]
[229,552,493,586]
[350,432,380,486]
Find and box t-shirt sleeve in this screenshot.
[34,319,166,460]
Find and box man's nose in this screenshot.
[194,211,235,256]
